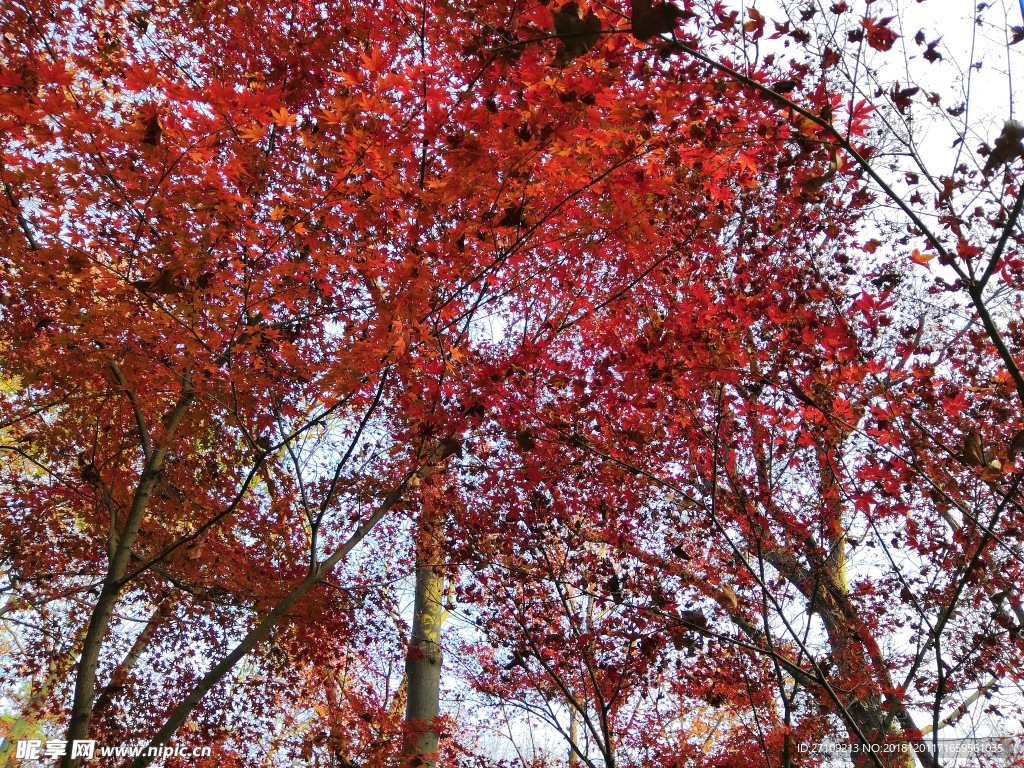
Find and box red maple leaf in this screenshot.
[862,15,899,51]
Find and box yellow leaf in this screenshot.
[239,122,266,142]
[319,108,343,125]
[271,107,296,127]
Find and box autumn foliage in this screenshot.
[2,0,1024,766]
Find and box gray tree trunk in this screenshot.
[402,491,446,768]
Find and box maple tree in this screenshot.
[444,3,1024,768]
[2,0,1024,767]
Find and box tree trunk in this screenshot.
[402,481,447,768]
[568,707,580,767]
[92,596,170,725]
[126,478,415,768]
[61,389,193,768]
